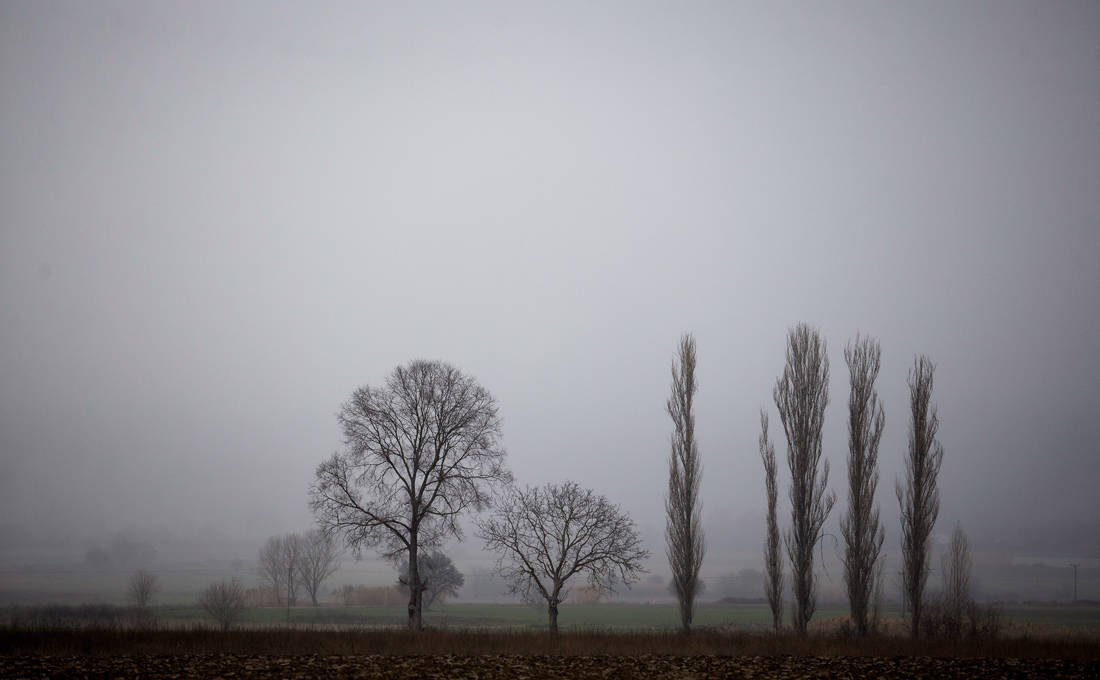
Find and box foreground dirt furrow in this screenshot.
[3,654,1098,679]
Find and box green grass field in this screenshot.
[143,601,1100,632]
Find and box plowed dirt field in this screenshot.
[3,653,1098,679]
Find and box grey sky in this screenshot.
[2,0,1097,572]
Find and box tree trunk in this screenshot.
[407,543,421,631]
[286,564,293,625]
[547,601,559,636]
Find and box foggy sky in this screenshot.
[2,0,1098,572]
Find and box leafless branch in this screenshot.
[479,481,649,635]
[126,568,161,609]
[759,410,783,632]
[309,360,510,630]
[841,334,886,636]
[666,333,704,633]
[774,323,835,635]
[198,578,247,632]
[298,529,341,606]
[896,355,944,638]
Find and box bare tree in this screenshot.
[127,568,161,609]
[310,360,510,631]
[398,550,465,609]
[666,333,704,633]
[759,410,783,631]
[258,536,286,605]
[841,335,886,636]
[298,529,341,606]
[941,522,971,638]
[774,323,835,635]
[479,481,649,635]
[896,355,944,638]
[257,534,302,609]
[198,578,247,632]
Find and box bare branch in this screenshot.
[774,323,835,635]
[759,410,783,632]
[479,481,649,635]
[297,529,341,606]
[197,578,247,632]
[309,360,510,631]
[897,355,944,638]
[841,334,886,636]
[665,333,704,633]
[126,569,161,609]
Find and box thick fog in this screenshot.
[2,1,1097,597]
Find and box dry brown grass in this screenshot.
[2,627,1099,660]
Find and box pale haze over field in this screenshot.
[2,1,1098,596]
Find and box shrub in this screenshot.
[5,604,155,630]
[336,584,405,606]
[198,578,248,632]
[921,596,1002,641]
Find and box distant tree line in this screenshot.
[107,329,984,639]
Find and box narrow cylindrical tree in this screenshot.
[774,323,835,635]
[841,335,886,636]
[941,522,971,638]
[759,410,783,631]
[896,355,944,638]
[666,333,704,633]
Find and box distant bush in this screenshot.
[198,578,247,632]
[337,584,405,606]
[921,597,1002,641]
[716,597,768,605]
[5,604,156,629]
[243,586,280,607]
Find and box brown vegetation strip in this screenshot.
[4,629,1100,659]
[3,653,1100,679]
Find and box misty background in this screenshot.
[2,1,1097,604]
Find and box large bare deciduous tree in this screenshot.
[666,333,704,633]
[310,360,510,631]
[896,355,944,638]
[774,323,835,635]
[127,568,161,609]
[479,481,649,635]
[841,335,886,636]
[298,529,341,606]
[759,410,783,631]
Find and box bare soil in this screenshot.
[3,653,1099,679]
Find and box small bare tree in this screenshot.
[841,335,886,636]
[258,536,287,605]
[941,523,971,637]
[398,550,465,609]
[479,481,649,635]
[257,534,302,609]
[666,333,704,633]
[774,323,835,635]
[127,568,161,609]
[311,360,510,631]
[759,410,783,631]
[198,578,247,632]
[298,529,341,606]
[896,355,944,638]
